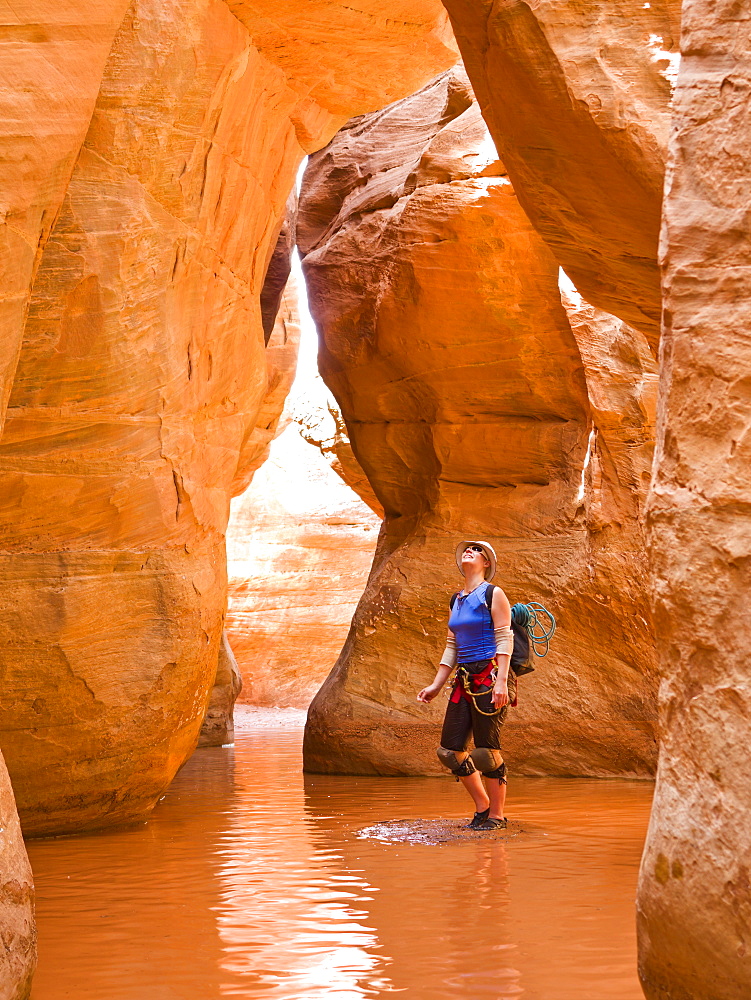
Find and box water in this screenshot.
[27,708,652,1000]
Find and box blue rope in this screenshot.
[511,602,556,658]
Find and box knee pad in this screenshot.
[470,748,507,781]
[437,747,476,777]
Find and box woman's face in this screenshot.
[461,545,490,573]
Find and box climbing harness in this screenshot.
[449,661,506,717]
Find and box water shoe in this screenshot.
[467,808,490,829]
[477,816,507,830]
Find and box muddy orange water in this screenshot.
[27,708,652,1000]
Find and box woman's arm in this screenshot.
[417,631,455,703]
[490,587,513,708]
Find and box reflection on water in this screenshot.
[27,708,651,999]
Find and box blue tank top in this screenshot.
[448,581,496,663]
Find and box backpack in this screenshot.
[449,584,555,678]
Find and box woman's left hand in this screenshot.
[491,681,510,709]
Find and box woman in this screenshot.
[417,540,515,830]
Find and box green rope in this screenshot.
[511,602,556,658]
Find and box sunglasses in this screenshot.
[464,545,485,554]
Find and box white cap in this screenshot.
[455,540,497,581]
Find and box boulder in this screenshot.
[299,67,658,778]
[638,4,751,997]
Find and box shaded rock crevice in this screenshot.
[197,630,243,747]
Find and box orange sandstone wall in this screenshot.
[0,0,132,434]
[299,68,658,778]
[441,0,681,348]
[637,5,751,998]
[0,753,35,1000]
[226,387,380,710]
[0,0,455,835]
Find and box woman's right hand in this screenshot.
[417,684,440,703]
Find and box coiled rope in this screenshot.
[511,602,556,658]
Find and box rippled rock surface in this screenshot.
[442,0,681,347]
[638,5,751,998]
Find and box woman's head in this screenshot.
[454,540,497,581]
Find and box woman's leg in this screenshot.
[486,777,507,820]
[471,675,513,821]
[440,697,489,813]
[459,771,490,813]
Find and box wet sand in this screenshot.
[27,706,652,999]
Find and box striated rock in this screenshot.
[233,278,302,496]
[299,68,658,779]
[0,753,35,1000]
[222,0,457,118]
[441,0,681,347]
[0,0,132,434]
[638,6,751,999]
[197,631,243,747]
[0,0,454,834]
[0,0,289,836]
[226,408,380,709]
[0,0,455,433]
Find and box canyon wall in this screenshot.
[441,0,681,348]
[637,4,751,998]
[0,754,35,1000]
[0,0,132,434]
[299,68,659,779]
[197,262,298,743]
[196,630,243,747]
[0,0,455,835]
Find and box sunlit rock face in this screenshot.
[638,6,751,998]
[295,390,384,518]
[441,0,681,348]
[198,278,297,743]
[0,0,454,835]
[226,381,380,709]
[299,67,659,778]
[0,0,132,435]
[235,279,302,498]
[0,753,35,1000]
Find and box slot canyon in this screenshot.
[0,1,749,998]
